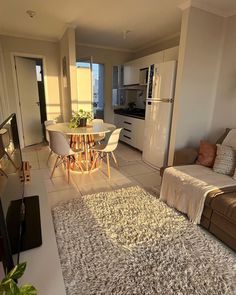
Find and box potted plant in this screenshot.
[0,262,37,294]
[70,109,92,128]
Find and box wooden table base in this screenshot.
[70,134,100,173]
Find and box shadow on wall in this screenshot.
[46,103,62,122]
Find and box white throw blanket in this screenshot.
[160,165,236,224]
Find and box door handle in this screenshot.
[36,102,40,106]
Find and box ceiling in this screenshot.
[0,0,236,52]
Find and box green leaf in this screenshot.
[1,277,12,285]
[7,263,27,280]
[9,280,20,295]
[1,279,19,295]
[19,285,37,295]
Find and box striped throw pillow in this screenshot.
[213,144,236,176]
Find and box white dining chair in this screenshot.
[92,119,106,143]
[44,120,56,164]
[90,128,123,178]
[49,130,84,183]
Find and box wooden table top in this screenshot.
[46,122,116,136]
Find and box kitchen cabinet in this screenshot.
[123,60,140,85]
[114,114,145,151]
[123,46,178,85]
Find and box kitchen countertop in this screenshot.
[114,108,145,120]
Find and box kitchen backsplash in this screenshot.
[125,88,146,109]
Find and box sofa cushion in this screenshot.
[216,128,231,144]
[222,129,236,149]
[213,144,236,176]
[211,193,236,223]
[196,141,216,167]
[173,148,198,166]
[209,219,236,252]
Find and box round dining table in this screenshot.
[46,122,116,173]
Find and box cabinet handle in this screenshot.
[124,121,132,125]
[124,135,131,139]
[124,128,131,132]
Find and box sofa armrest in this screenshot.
[173,147,198,166]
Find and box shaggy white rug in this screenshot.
[52,186,236,295]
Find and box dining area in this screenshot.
[45,112,122,183]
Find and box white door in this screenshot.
[142,100,173,169]
[15,57,42,146]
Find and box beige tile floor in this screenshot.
[22,142,162,208]
[22,142,236,256]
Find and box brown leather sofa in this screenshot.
[161,129,236,252]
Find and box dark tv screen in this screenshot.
[0,114,24,273]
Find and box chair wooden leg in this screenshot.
[111,151,118,167]
[50,156,59,179]
[106,153,111,179]
[47,150,53,165]
[90,152,99,173]
[100,152,103,168]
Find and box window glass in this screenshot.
[36,65,42,82]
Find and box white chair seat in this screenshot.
[90,128,123,178]
[45,120,57,164]
[49,130,83,183]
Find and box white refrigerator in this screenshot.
[142,61,177,169]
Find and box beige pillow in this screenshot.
[222,129,236,149]
[213,144,236,176]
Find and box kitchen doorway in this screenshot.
[14,56,46,147]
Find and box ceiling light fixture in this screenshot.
[123,30,131,40]
[26,10,36,18]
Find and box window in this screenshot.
[92,63,104,118]
[36,65,42,82]
[76,62,104,119]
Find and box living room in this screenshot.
[0,0,236,294]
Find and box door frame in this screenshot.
[11,52,49,148]
[0,45,10,122]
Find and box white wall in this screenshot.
[76,44,133,123]
[208,14,236,142]
[168,7,225,163]
[59,28,78,122]
[0,35,62,146]
[0,35,61,122]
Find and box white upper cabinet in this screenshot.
[123,46,179,86]
[123,60,140,85]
